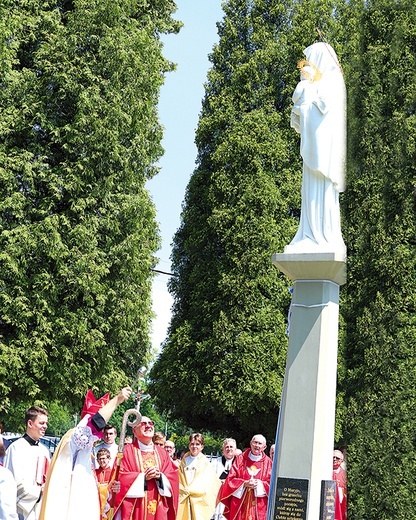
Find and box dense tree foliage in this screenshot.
[149,0,346,443]
[0,0,181,413]
[342,1,416,518]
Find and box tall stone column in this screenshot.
[268,252,346,520]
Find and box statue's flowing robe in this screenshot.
[286,42,346,253]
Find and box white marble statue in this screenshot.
[285,42,346,254]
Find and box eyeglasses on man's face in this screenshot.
[140,421,154,427]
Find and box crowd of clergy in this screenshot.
[0,386,347,520]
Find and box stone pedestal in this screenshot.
[268,252,346,520]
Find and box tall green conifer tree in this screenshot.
[150,0,346,441]
[0,0,180,410]
[342,1,416,518]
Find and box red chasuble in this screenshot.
[333,467,347,520]
[219,449,272,520]
[114,442,179,520]
[96,466,113,484]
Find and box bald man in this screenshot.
[219,435,272,520]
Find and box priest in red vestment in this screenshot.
[333,450,347,520]
[219,435,272,520]
[113,416,179,520]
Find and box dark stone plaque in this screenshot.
[273,477,308,519]
[320,480,336,520]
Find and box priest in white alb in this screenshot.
[4,406,50,520]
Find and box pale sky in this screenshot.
[148,1,224,352]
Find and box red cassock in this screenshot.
[333,467,347,520]
[219,449,272,520]
[96,466,113,484]
[113,442,179,520]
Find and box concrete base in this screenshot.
[268,253,346,520]
[272,252,346,286]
